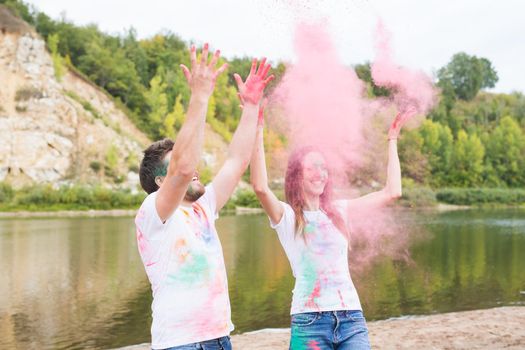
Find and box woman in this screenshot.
[249,107,415,350]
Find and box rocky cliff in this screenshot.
[0,6,228,190]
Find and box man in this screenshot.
[135,43,273,350]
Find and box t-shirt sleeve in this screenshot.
[269,201,296,244]
[333,199,350,227]
[135,192,168,241]
[196,185,219,221]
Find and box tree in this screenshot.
[398,131,430,184]
[485,116,525,186]
[145,73,168,138]
[419,120,453,186]
[449,130,485,186]
[437,52,498,101]
[354,62,391,97]
[47,33,64,80]
[161,94,185,139]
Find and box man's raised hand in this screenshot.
[180,43,228,98]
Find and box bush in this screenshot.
[15,87,44,101]
[0,183,145,211]
[400,187,437,207]
[89,161,102,172]
[0,182,14,203]
[436,188,525,205]
[234,189,261,208]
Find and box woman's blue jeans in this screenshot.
[161,336,231,350]
[290,310,371,350]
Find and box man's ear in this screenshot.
[155,176,164,188]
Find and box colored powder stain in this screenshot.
[304,223,315,234]
[300,253,320,309]
[192,203,214,244]
[153,162,168,177]
[308,340,321,350]
[305,279,321,309]
[136,228,147,253]
[174,238,189,263]
[337,289,346,308]
[168,253,210,285]
[290,327,310,350]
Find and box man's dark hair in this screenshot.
[139,138,175,194]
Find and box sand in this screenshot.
[115,306,525,350]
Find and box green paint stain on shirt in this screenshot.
[168,253,210,285]
[304,223,315,234]
[300,253,317,298]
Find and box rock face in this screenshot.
[0,6,231,190]
[0,7,152,189]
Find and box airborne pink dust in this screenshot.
[268,9,437,270]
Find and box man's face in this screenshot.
[156,151,206,202]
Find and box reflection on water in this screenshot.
[0,209,524,349]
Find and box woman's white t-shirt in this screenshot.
[134,185,233,349]
[271,201,362,315]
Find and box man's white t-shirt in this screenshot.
[135,185,233,349]
[271,201,362,315]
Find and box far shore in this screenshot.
[114,306,525,350]
[0,209,137,218]
[1,203,523,219]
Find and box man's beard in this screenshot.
[184,181,205,202]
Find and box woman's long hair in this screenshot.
[284,146,350,243]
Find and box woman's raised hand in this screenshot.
[234,58,274,106]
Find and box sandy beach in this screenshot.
[116,306,525,350]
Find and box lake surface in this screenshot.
[1,209,524,349]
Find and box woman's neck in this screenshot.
[303,193,320,211]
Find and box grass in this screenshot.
[0,182,145,211]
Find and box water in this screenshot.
[0,209,524,349]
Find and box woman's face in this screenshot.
[301,152,328,197]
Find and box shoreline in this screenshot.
[0,209,137,218]
[115,306,525,350]
[1,204,523,219]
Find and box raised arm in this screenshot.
[156,44,227,222]
[250,105,284,225]
[346,107,416,211]
[212,58,274,211]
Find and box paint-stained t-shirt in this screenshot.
[271,201,362,315]
[135,185,233,349]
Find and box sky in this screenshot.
[24,0,524,93]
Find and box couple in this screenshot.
[135,44,412,350]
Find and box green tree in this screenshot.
[145,72,168,138]
[398,131,430,184]
[354,62,391,97]
[47,33,64,80]
[437,52,498,101]
[419,120,453,186]
[485,116,525,186]
[161,94,185,139]
[449,130,485,186]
